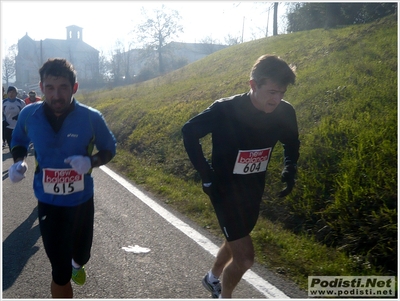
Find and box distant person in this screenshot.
[24,90,42,105]
[182,54,300,298]
[2,86,7,147]
[2,113,6,148]
[9,58,117,298]
[21,90,28,99]
[3,86,26,151]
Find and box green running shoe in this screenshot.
[71,266,86,285]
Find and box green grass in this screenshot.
[78,14,397,290]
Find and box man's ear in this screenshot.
[249,79,257,92]
[39,82,44,94]
[72,82,79,94]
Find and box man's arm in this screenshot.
[10,107,30,163]
[90,150,114,168]
[182,105,218,183]
[91,110,117,166]
[278,104,300,197]
[11,146,28,163]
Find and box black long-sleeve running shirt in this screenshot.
[182,92,300,199]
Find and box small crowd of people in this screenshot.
[2,86,42,150]
[5,54,299,299]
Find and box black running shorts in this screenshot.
[209,185,261,242]
[38,198,94,285]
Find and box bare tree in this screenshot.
[2,56,15,87]
[224,34,241,46]
[199,36,221,54]
[2,44,18,87]
[133,5,183,75]
[109,40,126,85]
[98,51,112,83]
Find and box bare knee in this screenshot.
[233,252,254,271]
[229,236,255,271]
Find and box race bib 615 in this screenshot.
[42,168,84,195]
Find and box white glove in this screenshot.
[9,161,28,183]
[64,155,91,174]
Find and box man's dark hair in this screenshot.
[250,54,296,87]
[39,58,77,87]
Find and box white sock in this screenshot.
[208,270,219,282]
[71,259,81,269]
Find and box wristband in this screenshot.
[90,155,100,167]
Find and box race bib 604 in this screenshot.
[42,168,84,195]
[233,148,272,175]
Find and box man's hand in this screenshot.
[64,156,91,174]
[202,182,214,197]
[9,161,28,183]
[201,169,218,200]
[278,164,297,198]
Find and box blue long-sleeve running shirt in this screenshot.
[11,99,117,206]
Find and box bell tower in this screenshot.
[66,25,83,41]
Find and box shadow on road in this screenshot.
[2,206,41,291]
[3,145,35,163]
[2,169,9,181]
[2,150,12,162]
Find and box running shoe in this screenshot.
[71,266,86,285]
[202,273,221,298]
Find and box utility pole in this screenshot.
[40,40,43,64]
[241,16,245,43]
[273,2,278,36]
[266,6,271,37]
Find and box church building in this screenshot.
[15,25,99,91]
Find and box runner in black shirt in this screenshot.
[182,54,300,298]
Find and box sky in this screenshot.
[1,0,288,58]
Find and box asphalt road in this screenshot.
[2,146,307,299]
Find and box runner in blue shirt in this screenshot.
[182,54,300,298]
[9,58,117,298]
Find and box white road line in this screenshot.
[100,165,290,299]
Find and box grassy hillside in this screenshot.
[79,15,397,289]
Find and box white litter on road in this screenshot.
[122,245,151,253]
